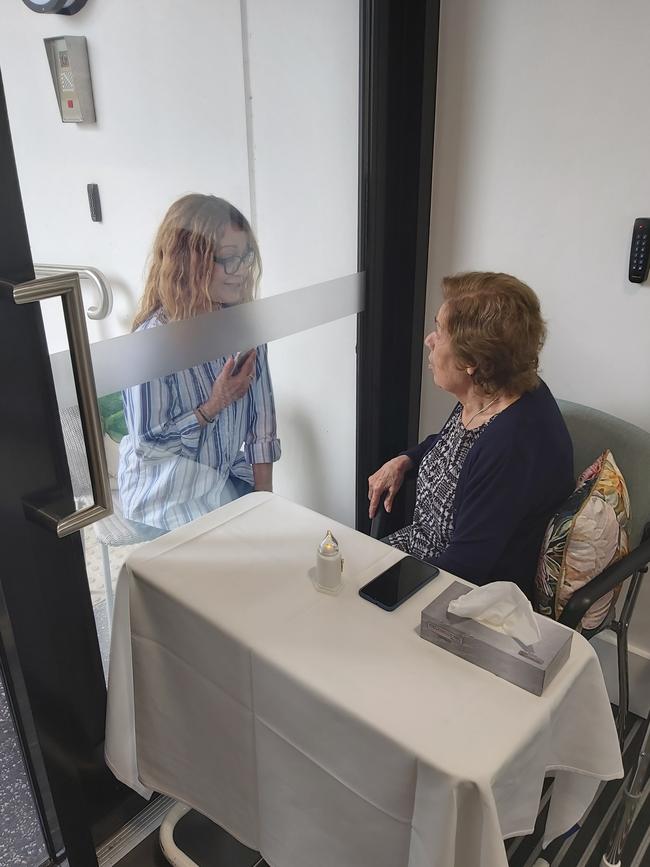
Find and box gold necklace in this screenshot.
[464,395,500,427]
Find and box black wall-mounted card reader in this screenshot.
[629,218,650,283]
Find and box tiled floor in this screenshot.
[0,670,48,867]
[114,830,169,867]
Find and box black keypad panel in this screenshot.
[629,218,650,283]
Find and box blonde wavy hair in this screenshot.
[133,194,261,329]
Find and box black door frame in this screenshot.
[357,0,440,533]
[0,70,146,867]
[0,2,440,863]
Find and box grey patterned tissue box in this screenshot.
[420,582,572,695]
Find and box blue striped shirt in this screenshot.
[118,312,281,533]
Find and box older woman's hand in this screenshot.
[367,455,413,519]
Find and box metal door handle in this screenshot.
[14,272,112,537]
[34,263,113,320]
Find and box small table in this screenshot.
[105,492,623,867]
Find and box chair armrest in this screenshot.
[369,477,419,539]
[558,536,650,629]
[370,498,391,539]
[369,483,409,539]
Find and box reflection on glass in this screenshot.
[117,195,281,539]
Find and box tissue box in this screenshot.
[420,582,572,695]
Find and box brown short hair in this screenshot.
[441,272,546,395]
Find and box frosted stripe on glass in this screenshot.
[50,272,364,410]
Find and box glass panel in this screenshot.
[245,0,360,294]
[5,0,360,668]
[6,0,359,346]
[102,306,359,527]
[269,316,358,527]
[0,668,47,867]
[71,311,358,663]
[49,273,363,411]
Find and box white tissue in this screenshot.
[447,581,542,646]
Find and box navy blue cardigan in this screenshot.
[403,381,573,599]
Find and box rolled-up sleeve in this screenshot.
[244,344,281,464]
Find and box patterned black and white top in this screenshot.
[386,404,496,561]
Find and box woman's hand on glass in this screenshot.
[367,455,413,519]
[204,350,257,417]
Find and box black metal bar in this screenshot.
[0,65,63,866]
[356,0,440,533]
[602,711,650,865]
[618,531,650,633]
[616,611,630,742]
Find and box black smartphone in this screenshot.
[359,556,439,611]
[231,348,254,376]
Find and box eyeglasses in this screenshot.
[213,248,256,275]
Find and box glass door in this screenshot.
[1,1,361,864]
[0,1,437,865]
[20,0,362,643]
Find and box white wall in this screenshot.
[245,0,359,524]
[2,0,251,347]
[2,0,359,525]
[423,0,650,711]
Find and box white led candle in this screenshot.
[315,529,343,594]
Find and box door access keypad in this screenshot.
[629,218,650,283]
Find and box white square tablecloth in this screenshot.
[105,492,623,867]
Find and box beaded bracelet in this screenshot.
[196,405,214,425]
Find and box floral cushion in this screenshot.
[535,450,630,632]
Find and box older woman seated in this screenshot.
[368,271,573,599]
